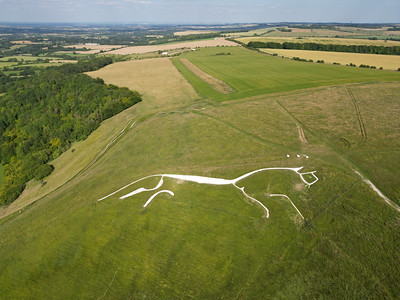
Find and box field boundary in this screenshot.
[171,57,223,101]
[180,58,235,94]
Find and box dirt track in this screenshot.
[180,58,235,94]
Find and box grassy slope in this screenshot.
[172,47,400,101]
[0,58,199,218]
[276,82,400,203]
[0,48,399,299]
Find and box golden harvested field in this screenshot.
[260,48,400,70]
[11,40,33,44]
[87,58,199,112]
[174,30,212,36]
[107,38,238,54]
[237,36,400,47]
[65,44,124,53]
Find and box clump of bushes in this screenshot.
[359,64,376,69]
[292,57,308,62]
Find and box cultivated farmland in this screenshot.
[106,38,238,54]
[87,58,199,112]
[65,44,124,53]
[172,46,400,101]
[236,36,400,47]
[174,30,213,36]
[260,48,400,70]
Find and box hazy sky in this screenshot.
[0,0,399,24]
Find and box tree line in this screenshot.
[0,57,141,205]
[247,41,400,55]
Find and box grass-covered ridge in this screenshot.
[172,47,400,101]
[0,57,142,205]
[0,80,399,298]
[0,44,399,299]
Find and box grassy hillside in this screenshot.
[0,47,399,298]
[172,47,400,101]
[0,57,199,218]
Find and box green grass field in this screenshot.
[172,47,400,101]
[0,46,399,299]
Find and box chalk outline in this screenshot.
[98,167,318,218]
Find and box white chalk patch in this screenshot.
[163,174,232,185]
[98,167,319,219]
[120,178,164,199]
[234,184,269,218]
[270,194,304,219]
[130,121,137,129]
[143,190,174,208]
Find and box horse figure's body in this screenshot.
[98,167,318,219]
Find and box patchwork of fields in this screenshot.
[236,36,400,47]
[106,38,238,54]
[1,43,400,298]
[172,46,400,101]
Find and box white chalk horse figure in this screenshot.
[98,167,319,219]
